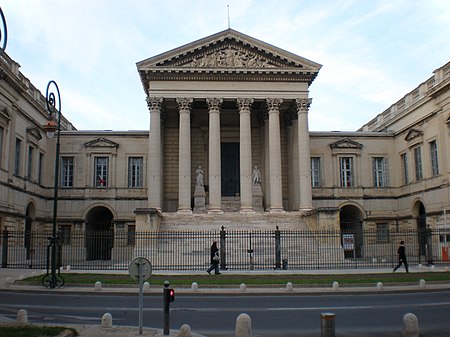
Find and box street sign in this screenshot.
[129,257,152,281]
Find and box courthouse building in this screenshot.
[0,29,449,262]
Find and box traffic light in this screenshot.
[168,288,175,302]
[165,288,175,303]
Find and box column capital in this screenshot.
[266,98,283,112]
[296,98,312,113]
[206,98,223,111]
[237,98,254,112]
[176,97,193,112]
[147,97,163,111]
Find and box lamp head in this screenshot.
[43,120,57,139]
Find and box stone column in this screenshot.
[177,98,193,214]
[147,97,163,211]
[237,98,254,213]
[207,98,223,213]
[267,98,284,213]
[296,98,313,211]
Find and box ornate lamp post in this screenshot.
[42,80,64,288]
[0,6,7,51]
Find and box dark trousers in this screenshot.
[393,259,409,272]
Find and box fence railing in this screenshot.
[1,228,449,270]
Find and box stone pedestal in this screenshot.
[252,186,264,212]
[194,186,206,214]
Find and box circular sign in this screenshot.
[129,257,152,281]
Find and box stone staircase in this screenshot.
[160,210,311,231]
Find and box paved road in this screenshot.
[1,289,450,336]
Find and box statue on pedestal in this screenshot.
[252,166,261,187]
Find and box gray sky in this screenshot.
[3,0,450,131]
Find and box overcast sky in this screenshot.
[3,0,449,131]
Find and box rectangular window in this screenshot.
[340,157,353,187]
[14,138,21,176]
[373,157,387,187]
[27,146,34,180]
[128,157,143,188]
[61,157,74,188]
[401,153,409,185]
[430,140,439,176]
[95,157,109,188]
[59,225,72,245]
[38,153,44,184]
[310,157,321,187]
[127,225,136,246]
[376,223,390,243]
[0,126,3,168]
[414,146,423,181]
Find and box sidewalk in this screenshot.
[1,266,449,337]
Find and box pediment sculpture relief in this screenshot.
[177,46,280,68]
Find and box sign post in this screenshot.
[129,257,152,335]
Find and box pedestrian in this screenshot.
[393,240,409,273]
[206,241,221,275]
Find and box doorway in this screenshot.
[85,206,114,261]
[340,205,363,258]
[221,143,240,196]
[415,201,427,256]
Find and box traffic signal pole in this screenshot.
[163,280,174,335]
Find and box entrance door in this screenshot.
[85,207,114,261]
[221,143,240,196]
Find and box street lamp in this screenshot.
[0,6,7,51]
[42,80,64,288]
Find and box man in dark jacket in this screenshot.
[393,240,409,273]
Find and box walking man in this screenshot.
[393,240,409,273]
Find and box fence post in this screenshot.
[426,226,433,265]
[220,226,226,270]
[275,226,281,269]
[2,229,8,268]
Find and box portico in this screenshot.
[137,29,321,216]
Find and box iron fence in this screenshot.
[1,227,449,271]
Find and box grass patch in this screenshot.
[0,325,77,337]
[18,271,450,287]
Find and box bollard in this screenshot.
[377,282,384,290]
[332,281,339,291]
[191,282,198,292]
[402,313,419,337]
[419,279,426,288]
[4,277,12,287]
[101,313,113,328]
[239,283,247,292]
[321,312,336,337]
[66,265,71,271]
[179,324,192,337]
[95,281,102,291]
[286,282,293,292]
[17,309,28,325]
[235,313,252,337]
[143,281,150,291]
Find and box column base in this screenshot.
[177,208,193,215]
[269,207,285,214]
[208,208,224,214]
[240,207,255,214]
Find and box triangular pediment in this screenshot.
[26,126,42,142]
[137,29,321,73]
[404,128,423,142]
[84,137,119,149]
[330,138,363,149]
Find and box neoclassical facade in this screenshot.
[0,29,449,257]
